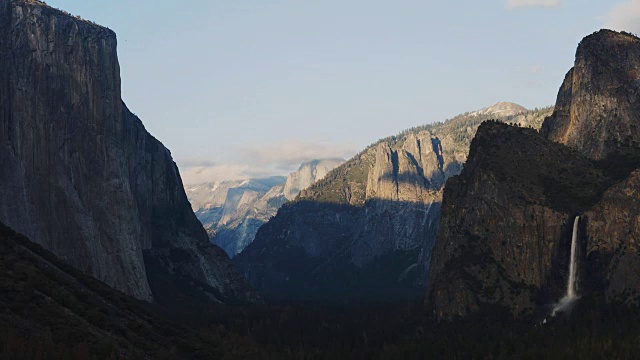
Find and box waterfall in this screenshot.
[566,216,579,299]
[551,215,580,316]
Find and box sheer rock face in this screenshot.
[541,30,640,160]
[585,170,640,304]
[0,0,253,303]
[366,133,444,202]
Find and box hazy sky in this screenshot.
[44,0,640,182]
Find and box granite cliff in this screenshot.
[429,30,640,320]
[427,122,628,319]
[0,0,253,304]
[541,30,640,160]
[235,104,552,301]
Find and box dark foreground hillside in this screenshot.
[0,222,260,359]
[3,219,640,359]
[183,294,640,359]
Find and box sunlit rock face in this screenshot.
[542,30,640,160]
[0,0,254,304]
[283,159,344,201]
[428,122,600,319]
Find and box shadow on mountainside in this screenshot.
[234,199,441,304]
[428,121,640,320]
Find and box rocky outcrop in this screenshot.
[235,106,552,301]
[0,0,253,304]
[366,133,443,201]
[283,158,344,200]
[541,30,640,160]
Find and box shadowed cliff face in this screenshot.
[427,122,620,319]
[430,30,640,320]
[234,200,440,301]
[0,0,254,304]
[542,30,640,160]
[585,169,640,305]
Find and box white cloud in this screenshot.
[177,140,357,184]
[178,158,218,168]
[505,0,560,9]
[179,164,272,184]
[234,141,355,172]
[529,65,545,74]
[604,0,640,34]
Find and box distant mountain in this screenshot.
[234,104,553,302]
[470,102,528,117]
[0,0,254,305]
[186,159,344,257]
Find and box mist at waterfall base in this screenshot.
[551,216,581,317]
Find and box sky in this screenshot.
[44,0,640,182]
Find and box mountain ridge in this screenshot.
[235,104,553,301]
[470,102,528,117]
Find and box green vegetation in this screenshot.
[469,121,640,214]
[25,0,107,29]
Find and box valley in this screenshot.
[2,1,640,359]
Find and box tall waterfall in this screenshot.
[567,216,579,299]
[551,215,580,316]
